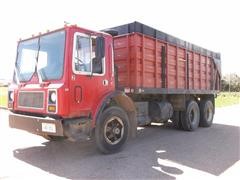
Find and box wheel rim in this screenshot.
[104,116,124,145]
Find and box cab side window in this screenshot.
[74,35,91,73]
[73,33,104,75]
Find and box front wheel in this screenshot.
[95,106,130,154]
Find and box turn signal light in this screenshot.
[48,105,56,112]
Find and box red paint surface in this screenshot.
[114,33,220,90]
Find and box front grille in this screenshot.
[18,91,44,109]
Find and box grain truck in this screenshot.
[8,22,221,153]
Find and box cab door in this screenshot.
[69,32,109,118]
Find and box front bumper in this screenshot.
[9,113,64,136]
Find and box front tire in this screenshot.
[95,106,130,154]
[181,100,200,131]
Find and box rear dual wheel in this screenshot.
[181,100,200,131]
[180,99,214,131]
[172,111,183,129]
[200,100,214,127]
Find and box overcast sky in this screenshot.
[0,0,239,80]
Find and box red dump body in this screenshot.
[112,22,221,93]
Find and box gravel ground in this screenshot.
[0,105,239,179]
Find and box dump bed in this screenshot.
[110,22,221,94]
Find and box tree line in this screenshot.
[221,73,240,92]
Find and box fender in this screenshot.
[92,90,137,138]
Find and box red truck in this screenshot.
[8,22,221,153]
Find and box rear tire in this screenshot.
[200,100,214,127]
[95,106,130,154]
[181,100,200,131]
[172,111,183,130]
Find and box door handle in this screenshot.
[103,80,109,86]
[74,86,82,103]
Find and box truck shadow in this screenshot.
[13,123,240,179]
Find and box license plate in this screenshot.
[42,123,56,133]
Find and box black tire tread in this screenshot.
[95,106,129,154]
[200,100,214,127]
[181,100,200,131]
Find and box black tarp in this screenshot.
[103,21,221,60]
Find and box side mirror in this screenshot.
[96,36,105,59]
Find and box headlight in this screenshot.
[50,91,57,103]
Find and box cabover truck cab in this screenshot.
[9,22,221,153]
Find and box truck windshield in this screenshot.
[15,30,65,82]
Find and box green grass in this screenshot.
[215,92,240,107]
[0,86,8,108]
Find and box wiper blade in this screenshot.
[38,69,47,81]
[14,50,21,84]
[35,37,43,83]
[35,37,41,69]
